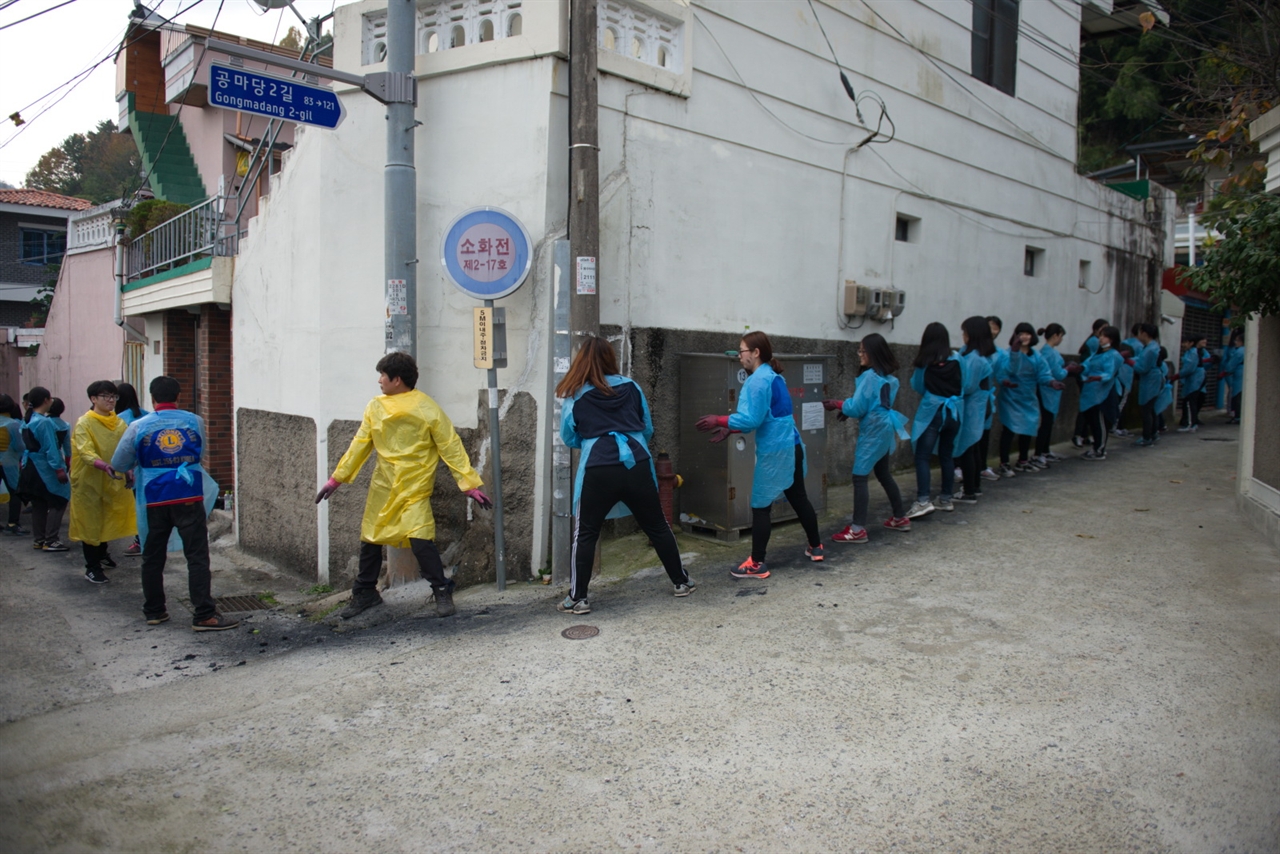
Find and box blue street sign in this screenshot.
[440,207,533,300]
[208,63,345,129]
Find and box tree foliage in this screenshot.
[1185,193,1280,323]
[125,199,190,242]
[1078,0,1279,192]
[24,120,140,205]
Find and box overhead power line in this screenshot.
[0,0,77,32]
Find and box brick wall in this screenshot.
[162,311,197,404]
[196,305,233,489]
[0,212,67,287]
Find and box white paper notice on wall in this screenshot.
[801,401,824,431]
[576,257,596,295]
[387,279,408,315]
[803,363,822,384]
[555,356,570,375]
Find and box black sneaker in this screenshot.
[145,613,170,626]
[954,493,979,504]
[434,584,456,617]
[85,568,109,584]
[42,539,69,552]
[192,614,240,632]
[101,553,117,569]
[339,591,384,620]
[6,523,29,535]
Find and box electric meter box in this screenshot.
[678,353,832,539]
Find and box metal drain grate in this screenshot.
[1199,437,1232,442]
[561,625,599,640]
[214,595,271,613]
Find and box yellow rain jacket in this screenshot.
[68,410,137,546]
[332,389,483,547]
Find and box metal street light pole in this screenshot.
[384,0,417,357]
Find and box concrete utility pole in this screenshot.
[384,0,417,357]
[569,0,601,340]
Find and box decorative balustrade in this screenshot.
[126,195,238,282]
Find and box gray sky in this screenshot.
[0,0,346,188]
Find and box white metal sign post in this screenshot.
[441,207,533,591]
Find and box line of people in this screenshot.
[0,378,239,631]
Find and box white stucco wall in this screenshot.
[232,0,1170,577]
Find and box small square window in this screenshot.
[1078,259,1091,289]
[20,228,66,266]
[1024,245,1044,277]
[895,214,919,243]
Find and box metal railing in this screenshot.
[126,195,239,282]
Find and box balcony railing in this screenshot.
[126,195,239,283]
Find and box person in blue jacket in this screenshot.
[995,323,1062,475]
[696,331,822,579]
[557,336,694,614]
[1178,334,1212,431]
[1033,323,1070,467]
[48,398,72,465]
[1067,326,1125,460]
[1220,328,1245,424]
[18,386,71,551]
[973,316,1005,481]
[1132,322,1163,446]
[954,316,996,503]
[114,382,151,556]
[1072,318,1109,446]
[111,376,238,631]
[0,394,28,536]
[906,322,966,518]
[824,333,910,543]
[1155,347,1174,435]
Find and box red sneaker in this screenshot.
[730,557,770,579]
[831,525,869,544]
[883,516,912,532]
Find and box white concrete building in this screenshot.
[231,0,1174,584]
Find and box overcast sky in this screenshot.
[0,0,347,188]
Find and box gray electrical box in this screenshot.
[678,353,831,540]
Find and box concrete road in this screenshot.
[1,419,1277,853]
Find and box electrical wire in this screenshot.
[804,0,896,145]
[0,0,208,150]
[0,0,77,32]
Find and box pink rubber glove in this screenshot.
[1000,379,1018,388]
[92,459,120,479]
[822,399,844,412]
[55,469,68,484]
[125,471,135,489]
[1084,376,1101,383]
[1065,363,1083,375]
[709,426,731,443]
[1049,380,1065,390]
[465,488,493,509]
[315,477,341,504]
[695,414,729,433]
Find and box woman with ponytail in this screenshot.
[1033,323,1069,466]
[696,331,822,579]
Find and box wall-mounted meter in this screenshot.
[843,280,871,317]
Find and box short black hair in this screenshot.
[27,386,51,408]
[376,351,419,390]
[150,376,181,403]
[0,394,18,418]
[1100,326,1123,349]
[48,398,65,418]
[87,380,118,400]
[1010,321,1039,349]
[115,382,143,419]
[961,316,996,357]
[1138,322,1159,339]
[986,315,1003,332]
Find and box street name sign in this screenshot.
[208,63,345,129]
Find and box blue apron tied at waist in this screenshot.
[175,461,195,485]
[611,432,637,469]
[888,409,910,440]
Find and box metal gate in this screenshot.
[1180,303,1223,410]
[123,341,145,391]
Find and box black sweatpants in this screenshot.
[82,541,110,570]
[142,500,214,622]
[1181,390,1205,427]
[1083,405,1109,453]
[976,428,992,472]
[355,538,449,594]
[751,444,820,563]
[572,462,687,602]
[999,429,1032,465]
[853,452,904,527]
[958,443,980,496]
[1140,398,1157,442]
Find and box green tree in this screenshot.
[24,120,140,204]
[1185,193,1280,323]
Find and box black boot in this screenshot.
[434,582,456,617]
[339,590,383,620]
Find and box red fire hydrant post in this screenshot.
[654,452,681,526]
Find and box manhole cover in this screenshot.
[214,595,271,613]
[561,624,599,640]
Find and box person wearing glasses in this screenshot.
[695,330,823,579]
[69,381,136,584]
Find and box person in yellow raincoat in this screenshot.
[316,352,491,619]
[69,381,137,584]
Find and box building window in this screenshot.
[895,215,920,243]
[1078,259,1091,289]
[971,0,1018,96]
[20,228,66,266]
[508,13,522,36]
[1024,246,1043,277]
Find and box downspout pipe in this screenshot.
[114,218,147,344]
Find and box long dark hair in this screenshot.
[740,330,783,374]
[115,383,143,419]
[1080,318,1109,356]
[960,316,995,357]
[860,333,899,376]
[25,386,50,422]
[913,322,952,367]
[1099,326,1123,349]
[1009,321,1039,350]
[1038,323,1065,341]
[555,335,620,398]
[0,393,18,418]
[1228,328,1244,347]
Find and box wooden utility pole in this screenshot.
[569,0,600,340]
